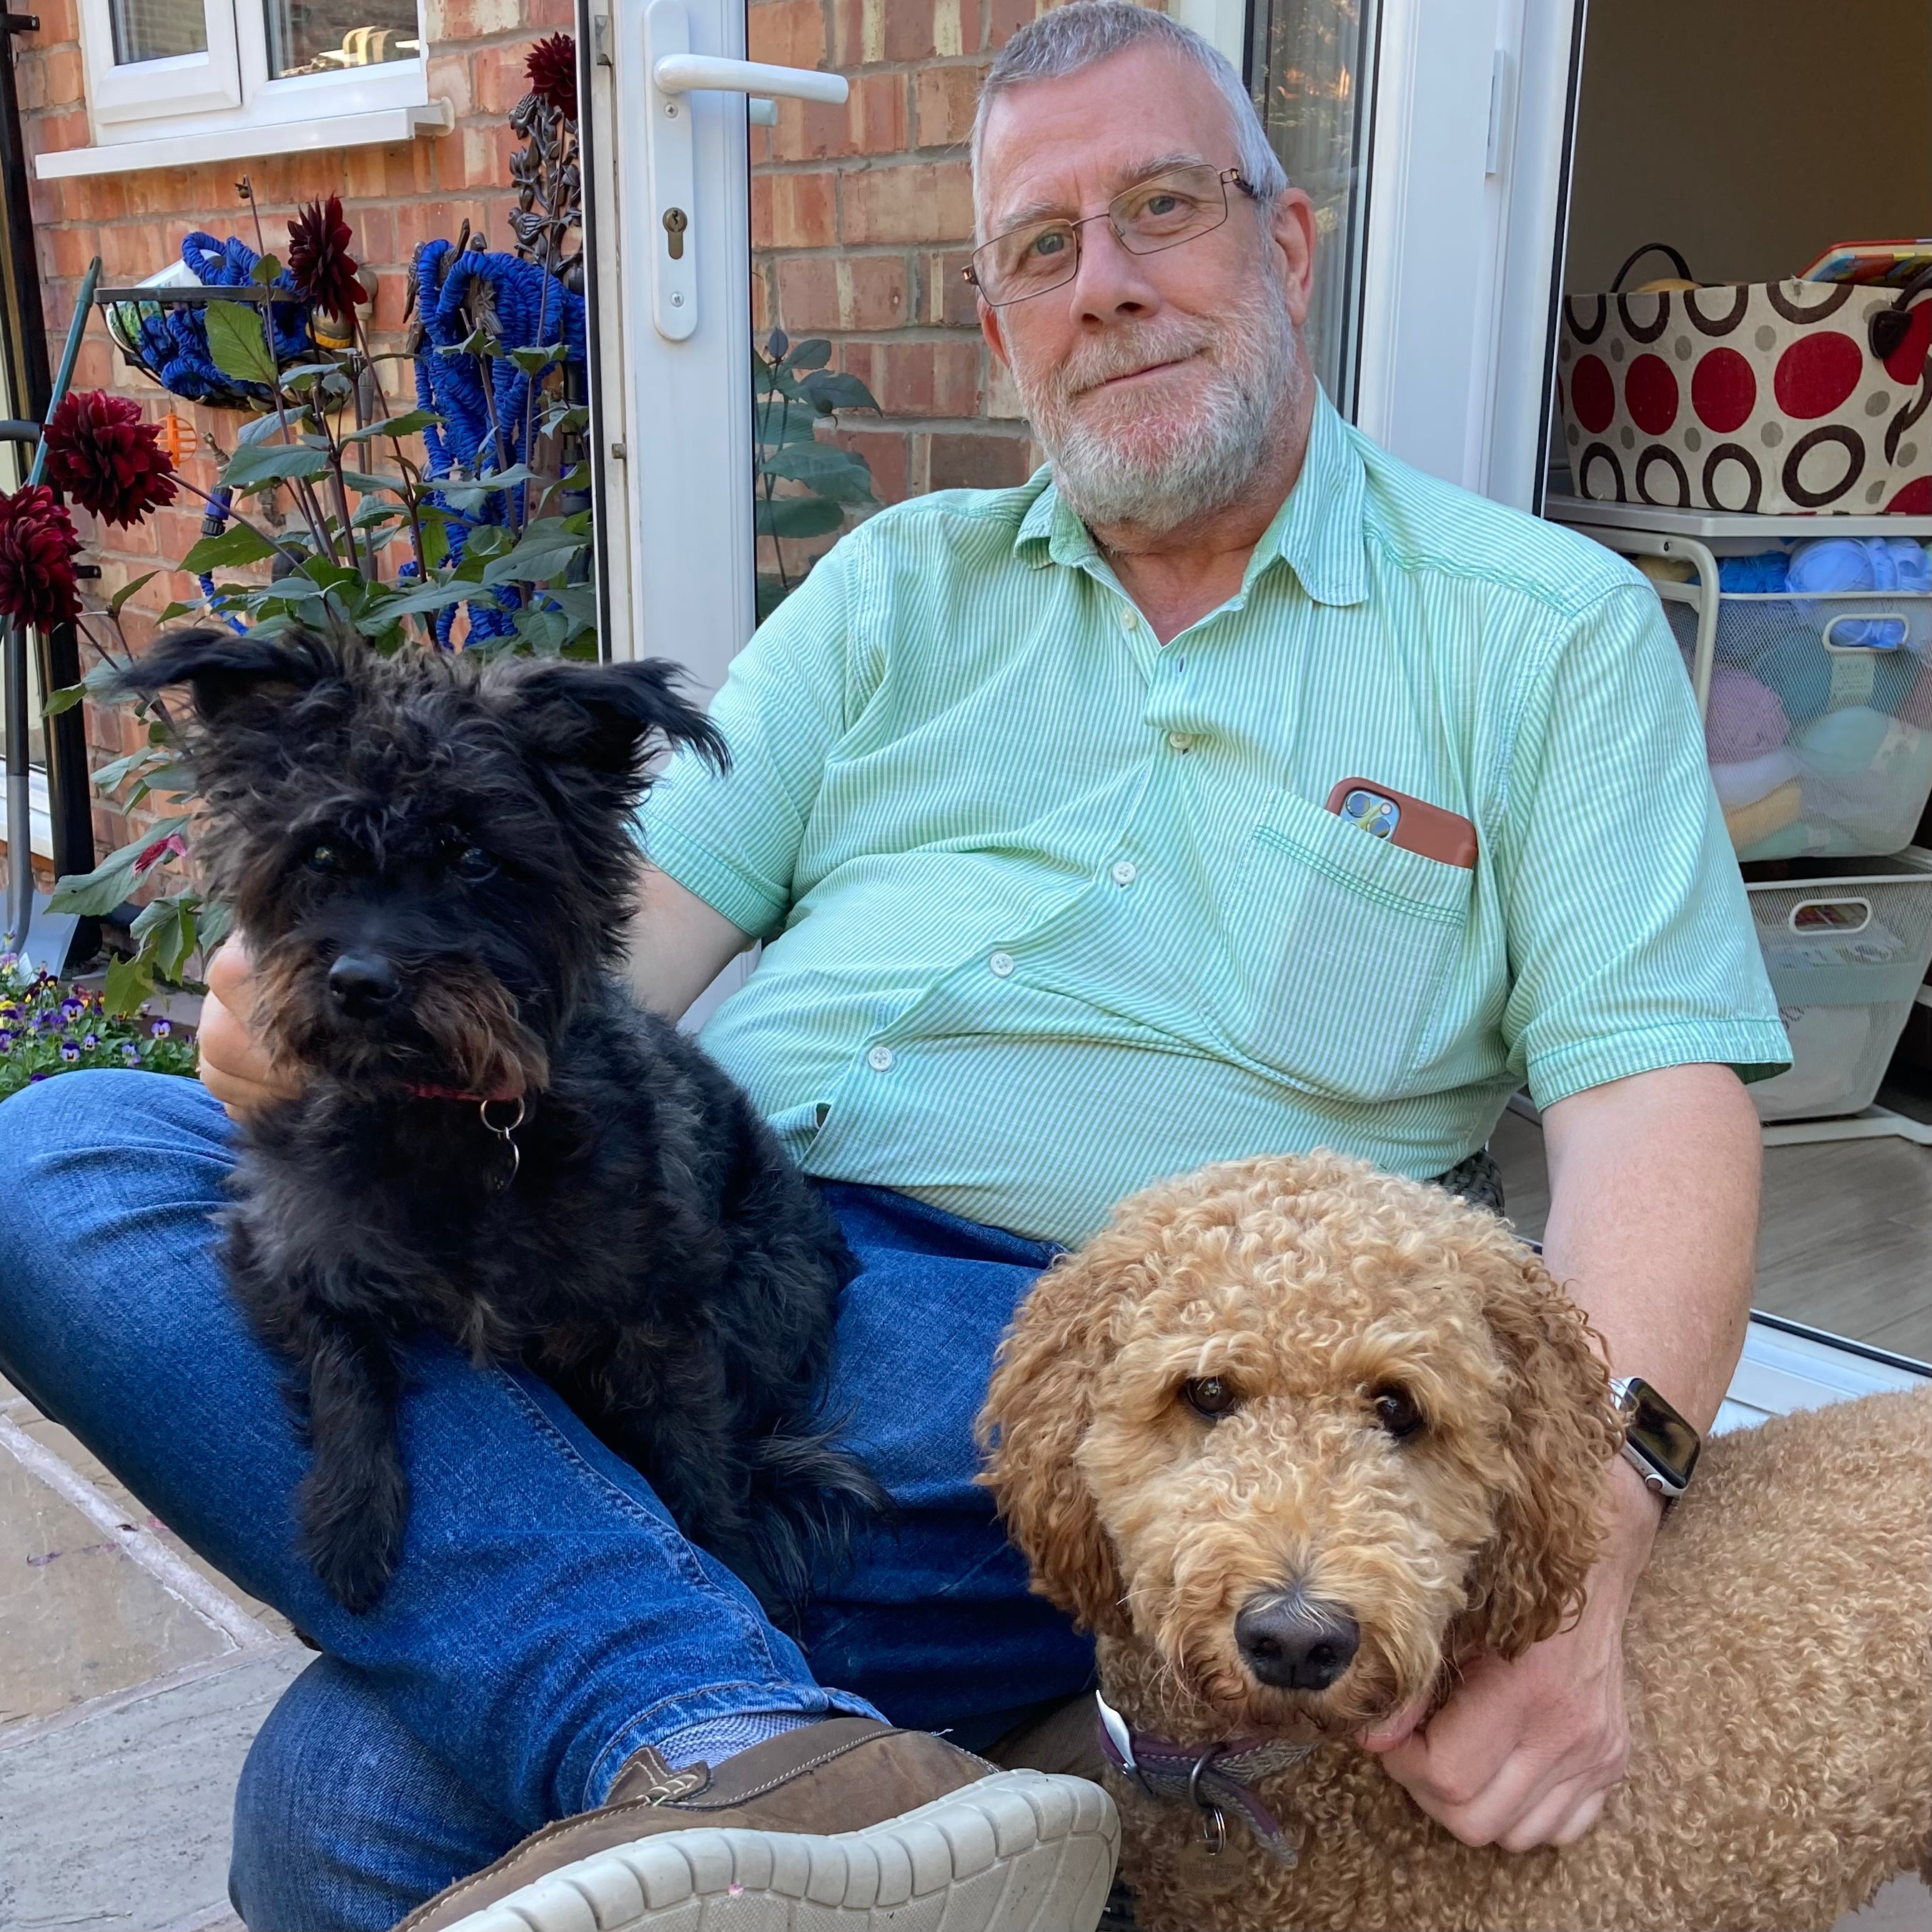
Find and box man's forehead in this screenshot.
[975,44,1239,225]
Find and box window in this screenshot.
[46,0,438,175]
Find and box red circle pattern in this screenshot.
[1689,347,1755,432]
[1772,331,1863,420]
[1570,354,1615,435]
[1624,354,1678,435]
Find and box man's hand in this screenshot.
[199,938,303,1117]
[1359,1461,1660,1850]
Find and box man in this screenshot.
[0,6,1786,1928]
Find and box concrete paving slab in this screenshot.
[0,1437,234,1730]
[0,1648,310,1932]
[3,1410,294,1648]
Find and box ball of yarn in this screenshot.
[1704,666,1790,762]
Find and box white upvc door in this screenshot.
[1352,0,1585,510]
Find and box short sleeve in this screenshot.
[638,540,865,941]
[1493,580,1790,1106]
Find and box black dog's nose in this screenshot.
[327,953,402,1018]
[1235,1592,1360,1691]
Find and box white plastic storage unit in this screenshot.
[1549,500,1932,1143]
[1745,849,1932,1126]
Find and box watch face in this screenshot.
[1625,1378,1700,1484]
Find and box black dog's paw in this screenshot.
[295,1459,409,1614]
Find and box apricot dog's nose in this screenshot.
[1235,1591,1360,1690]
[328,952,402,1018]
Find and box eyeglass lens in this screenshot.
[971,165,1237,306]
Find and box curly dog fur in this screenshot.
[980,1151,1932,1932]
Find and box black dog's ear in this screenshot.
[500,658,729,779]
[114,626,336,723]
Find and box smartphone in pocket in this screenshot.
[1324,778,1478,868]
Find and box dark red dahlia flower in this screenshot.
[42,390,179,529]
[526,33,577,119]
[287,194,367,324]
[0,485,83,632]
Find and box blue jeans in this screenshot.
[0,1071,1094,1928]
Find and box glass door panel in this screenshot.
[742,0,1021,623]
[1246,0,1378,412]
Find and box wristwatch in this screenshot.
[1609,1376,1701,1505]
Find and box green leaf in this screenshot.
[480,522,589,587]
[755,495,844,540]
[48,817,188,917]
[341,409,442,445]
[355,580,472,627]
[341,470,410,497]
[250,254,283,284]
[237,411,289,447]
[759,445,876,502]
[785,338,832,372]
[507,344,565,375]
[539,403,590,436]
[204,301,279,389]
[103,949,157,1016]
[89,748,162,793]
[800,370,880,414]
[41,684,85,718]
[463,525,516,561]
[438,327,501,358]
[222,441,332,491]
[132,893,200,982]
[274,361,340,389]
[108,570,159,617]
[183,524,278,573]
[158,600,202,622]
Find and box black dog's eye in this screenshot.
[1183,1376,1241,1420]
[1372,1386,1424,1440]
[307,843,340,873]
[452,844,496,882]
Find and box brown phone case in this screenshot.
[1324,777,1479,868]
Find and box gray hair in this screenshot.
[969,1,1287,234]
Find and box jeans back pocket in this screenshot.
[1227,788,1473,1101]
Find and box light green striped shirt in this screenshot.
[643,394,1788,1244]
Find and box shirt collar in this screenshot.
[1012,388,1369,608]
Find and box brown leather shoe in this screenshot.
[398,1716,1119,1932]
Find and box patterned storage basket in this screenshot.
[1556,247,1931,517]
[1745,852,1932,1121]
[1665,588,1932,861]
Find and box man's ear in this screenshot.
[1267,187,1319,329]
[114,625,336,723]
[977,1225,1144,1641]
[495,658,728,781]
[1454,1245,1624,1661]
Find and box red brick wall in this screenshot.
[10,0,568,867]
[746,0,1052,507]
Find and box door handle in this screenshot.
[643,0,849,342]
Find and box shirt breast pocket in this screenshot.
[1226,788,1474,1101]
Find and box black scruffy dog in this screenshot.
[123,627,880,1615]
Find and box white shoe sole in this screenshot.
[442,1769,1120,1932]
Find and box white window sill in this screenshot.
[36,98,451,179]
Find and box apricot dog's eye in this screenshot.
[307,843,340,873]
[452,844,496,882]
[1182,1376,1240,1420]
[1372,1386,1423,1440]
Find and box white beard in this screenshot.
[1014,273,1309,536]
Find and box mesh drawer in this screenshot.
[1667,590,1932,862]
[1745,856,1932,1121]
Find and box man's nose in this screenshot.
[1234,1590,1360,1691]
[1066,217,1161,322]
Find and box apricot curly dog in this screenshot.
[979,1151,1931,1932]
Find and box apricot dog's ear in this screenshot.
[976,1228,1143,1640]
[1456,1243,1623,1660]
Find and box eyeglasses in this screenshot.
[964,164,1259,308]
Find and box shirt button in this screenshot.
[1119,605,1137,633]
[1111,859,1137,887]
[866,1045,894,1072]
[989,951,1014,978]
[1166,732,1192,753]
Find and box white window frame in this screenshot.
[59,0,432,162]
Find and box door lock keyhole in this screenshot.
[663,207,688,260]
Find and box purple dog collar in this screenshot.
[1094,1690,1311,1864]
